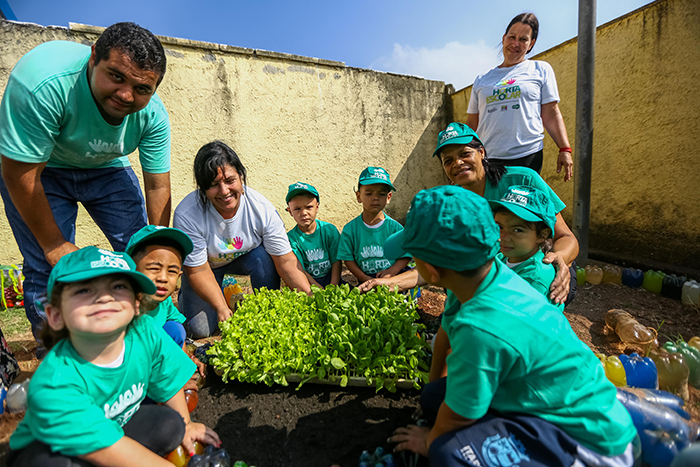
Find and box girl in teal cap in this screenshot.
[8,246,220,466]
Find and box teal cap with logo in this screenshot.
[433,122,483,157]
[285,182,320,203]
[488,185,557,237]
[358,167,396,191]
[125,225,194,258]
[384,185,500,270]
[47,246,156,300]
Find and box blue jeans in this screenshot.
[0,167,147,342]
[179,244,280,338]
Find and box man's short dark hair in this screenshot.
[94,22,167,84]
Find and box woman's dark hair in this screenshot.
[437,140,506,187]
[494,207,553,253]
[193,141,248,208]
[94,22,167,84]
[505,13,539,54]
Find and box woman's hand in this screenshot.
[182,422,221,455]
[543,252,570,304]
[358,276,399,293]
[216,306,233,322]
[557,150,573,182]
[389,425,431,457]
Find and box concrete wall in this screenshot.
[0,20,449,265]
[451,0,700,269]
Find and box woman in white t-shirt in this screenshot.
[173,141,311,338]
[466,13,573,181]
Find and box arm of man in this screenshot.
[377,257,411,278]
[143,171,171,226]
[358,267,427,293]
[330,261,342,286]
[344,260,373,284]
[544,212,580,304]
[271,252,312,294]
[541,101,573,182]
[465,113,479,132]
[183,264,232,322]
[1,156,78,266]
[304,270,323,288]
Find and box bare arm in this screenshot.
[81,436,173,466]
[143,171,171,226]
[427,403,476,448]
[330,261,342,286]
[544,212,580,304]
[377,258,411,278]
[465,113,479,132]
[358,267,427,293]
[1,155,78,266]
[429,326,451,382]
[541,102,573,182]
[163,388,220,453]
[344,260,373,284]
[271,252,311,294]
[183,264,232,322]
[304,270,323,288]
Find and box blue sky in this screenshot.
[5,0,653,90]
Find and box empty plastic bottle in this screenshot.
[643,270,666,294]
[585,265,603,285]
[602,265,622,285]
[621,268,644,288]
[662,275,686,300]
[649,347,690,400]
[604,309,657,346]
[576,267,586,285]
[620,387,691,420]
[185,389,198,413]
[682,281,700,306]
[620,353,658,389]
[596,354,627,387]
[187,444,230,467]
[6,379,29,413]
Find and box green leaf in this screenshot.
[331,357,346,369]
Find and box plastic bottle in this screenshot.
[166,442,206,466]
[576,267,586,285]
[682,280,700,305]
[188,445,231,467]
[185,389,198,413]
[688,337,700,353]
[604,309,657,345]
[596,354,627,387]
[6,379,30,413]
[222,278,244,310]
[663,341,700,389]
[585,265,603,285]
[661,274,686,300]
[621,268,644,288]
[643,270,666,294]
[620,387,691,419]
[649,347,690,400]
[619,353,659,389]
[601,265,622,285]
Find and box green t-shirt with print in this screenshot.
[337,214,410,275]
[147,296,186,328]
[442,260,636,457]
[0,41,170,172]
[10,315,195,456]
[287,220,340,279]
[496,250,564,311]
[484,166,565,214]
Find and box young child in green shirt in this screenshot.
[285,182,342,288]
[9,247,220,466]
[385,186,637,466]
[490,184,564,311]
[338,167,410,283]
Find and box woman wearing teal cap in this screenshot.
[360,122,579,306]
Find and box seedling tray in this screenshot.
[284,370,417,389]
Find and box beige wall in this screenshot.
[0,21,449,265]
[451,0,700,269]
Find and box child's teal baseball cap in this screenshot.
[433,122,483,157]
[488,185,557,237]
[384,186,500,270]
[47,246,156,300]
[125,225,194,258]
[358,167,396,191]
[285,182,320,203]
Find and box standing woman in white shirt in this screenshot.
[174,141,311,338]
[465,13,574,181]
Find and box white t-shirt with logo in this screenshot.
[173,187,292,269]
[467,60,560,160]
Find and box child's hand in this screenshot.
[182,422,221,455]
[192,356,207,378]
[377,269,394,279]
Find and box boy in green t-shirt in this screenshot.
[338,167,410,283]
[386,186,637,466]
[285,182,342,288]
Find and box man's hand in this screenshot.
[358,277,398,293]
[217,306,233,322]
[557,151,574,182]
[45,241,79,267]
[543,252,570,304]
[389,425,430,457]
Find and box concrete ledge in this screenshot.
[68,22,345,67]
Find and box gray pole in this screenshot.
[573,0,596,266]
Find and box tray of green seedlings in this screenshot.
[207,284,430,392]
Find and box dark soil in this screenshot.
[2,266,700,467]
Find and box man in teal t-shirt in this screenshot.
[0,23,172,349]
[386,186,637,466]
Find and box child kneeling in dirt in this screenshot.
[8,247,220,466]
[285,182,342,288]
[386,186,638,467]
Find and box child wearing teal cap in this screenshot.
[490,185,564,311]
[9,246,220,466]
[385,186,637,466]
[285,182,342,288]
[338,167,411,283]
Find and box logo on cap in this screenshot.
[293,182,308,189]
[439,126,459,144]
[90,249,129,270]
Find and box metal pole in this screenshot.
[573,0,596,266]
